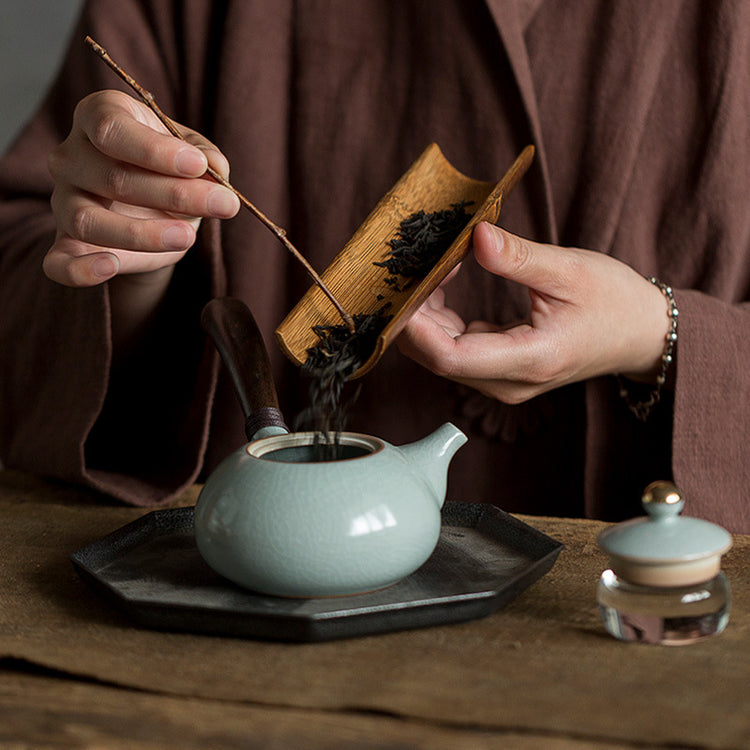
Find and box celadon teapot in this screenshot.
[194,298,467,598]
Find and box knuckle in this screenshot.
[70,205,97,241]
[166,181,193,213]
[122,220,147,250]
[139,137,166,167]
[505,233,534,273]
[89,110,123,153]
[103,164,128,198]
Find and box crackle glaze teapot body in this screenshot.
[195,298,467,598]
[195,424,467,597]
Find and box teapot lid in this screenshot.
[597,481,732,587]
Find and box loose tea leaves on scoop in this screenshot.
[374,200,473,289]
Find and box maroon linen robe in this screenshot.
[1,0,749,530]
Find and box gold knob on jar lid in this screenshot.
[642,480,682,506]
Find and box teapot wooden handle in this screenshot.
[201,298,288,440]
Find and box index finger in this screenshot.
[75,90,208,178]
[400,310,542,382]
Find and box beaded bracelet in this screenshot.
[617,277,679,422]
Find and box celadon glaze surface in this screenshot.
[194,423,467,597]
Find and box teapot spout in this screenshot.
[399,423,467,508]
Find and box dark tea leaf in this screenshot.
[374,201,473,286]
[298,305,392,459]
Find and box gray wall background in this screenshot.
[0,0,84,154]
[0,0,83,468]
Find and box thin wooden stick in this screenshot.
[84,35,356,333]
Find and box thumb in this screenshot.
[181,128,232,182]
[472,222,570,296]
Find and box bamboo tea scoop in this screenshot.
[275,143,534,379]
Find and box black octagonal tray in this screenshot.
[71,502,562,642]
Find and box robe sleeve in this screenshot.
[0,0,224,505]
[671,292,750,531]
[584,294,750,533]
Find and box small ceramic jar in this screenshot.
[597,481,732,645]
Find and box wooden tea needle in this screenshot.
[84,36,356,333]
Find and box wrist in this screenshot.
[108,266,175,362]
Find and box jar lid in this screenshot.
[597,481,732,587]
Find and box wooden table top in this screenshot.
[1,470,748,750]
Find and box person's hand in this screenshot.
[396,222,670,404]
[45,89,240,288]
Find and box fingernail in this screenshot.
[93,256,118,279]
[480,222,503,253]
[162,224,192,250]
[208,188,240,218]
[175,147,207,176]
